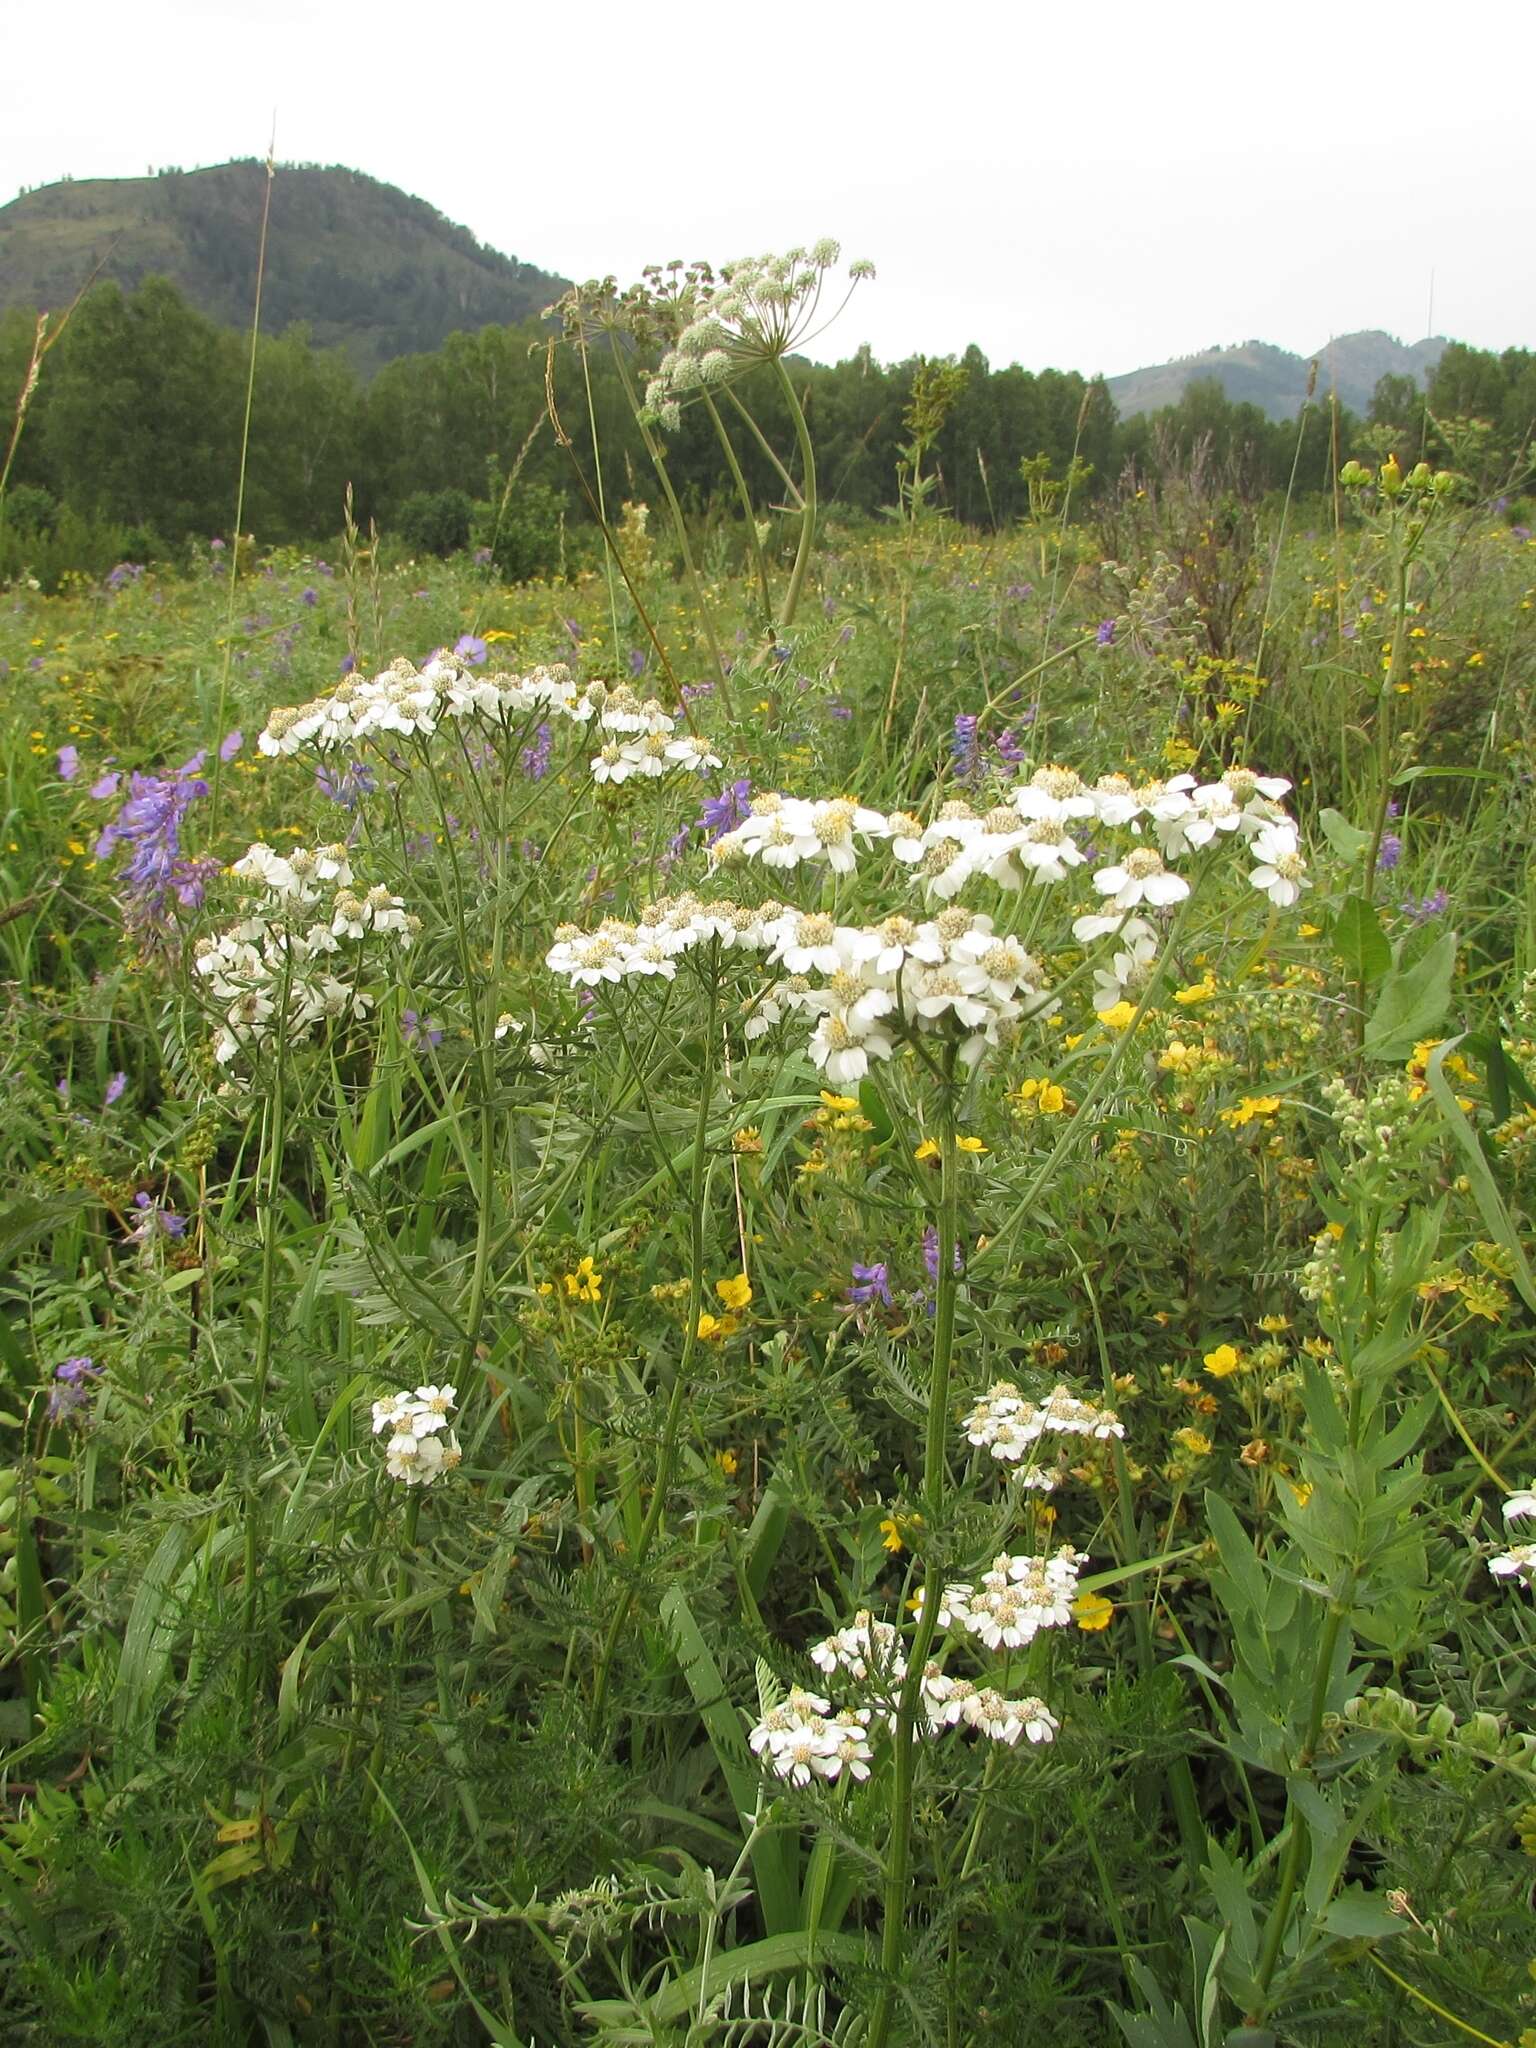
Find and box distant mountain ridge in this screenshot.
[0,162,569,376]
[1107,331,1448,421]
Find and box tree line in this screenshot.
[0,277,1530,574]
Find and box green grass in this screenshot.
[1,465,1535,2048]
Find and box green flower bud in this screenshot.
[1462,1710,1502,1755]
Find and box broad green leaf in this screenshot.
[1362,930,1456,1060]
[1317,808,1370,861]
[1428,1037,1536,1313]
[1330,895,1390,984]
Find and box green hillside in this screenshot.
[0,161,569,376]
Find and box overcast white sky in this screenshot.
[3,0,1531,376]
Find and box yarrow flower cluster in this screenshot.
[922,1547,1088,1651]
[258,655,719,792]
[194,841,416,1068]
[1490,1488,1536,1585]
[545,763,1307,1082]
[963,1380,1126,1479]
[370,1383,461,1486]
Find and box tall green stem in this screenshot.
[771,356,819,639]
[868,1045,960,2048]
[703,390,773,630]
[589,955,720,1733]
[238,981,289,1707]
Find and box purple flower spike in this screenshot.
[848,1262,893,1307]
[48,1354,102,1422]
[700,779,751,844]
[1376,834,1402,872]
[922,1226,963,1283]
[1096,619,1116,647]
[219,729,243,763]
[104,1072,127,1108]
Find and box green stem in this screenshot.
[607,339,734,711]
[238,981,289,1708]
[771,356,819,639]
[703,389,773,630]
[1249,1589,1352,2017]
[868,1045,960,2048]
[588,953,720,1733]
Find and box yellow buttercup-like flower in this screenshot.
[1202,1344,1243,1378]
[563,1255,602,1303]
[1072,1592,1114,1632]
[715,1272,753,1312]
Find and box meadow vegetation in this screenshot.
[1,243,1535,2046]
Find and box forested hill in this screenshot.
[0,162,569,376]
[1108,331,1448,421]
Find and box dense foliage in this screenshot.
[1,245,1535,2047]
[2,267,1531,591]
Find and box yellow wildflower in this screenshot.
[819,1091,859,1113]
[714,1449,740,1477]
[1172,1428,1213,1458]
[913,1138,940,1163]
[732,1125,763,1154]
[1096,1000,1139,1031]
[715,1272,753,1312]
[879,1517,904,1554]
[956,1135,988,1155]
[1203,1344,1243,1378]
[1173,975,1216,1006]
[1219,1096,1281,1129]
[563,1255,602,1303]
[1072,1592,1115,1632]
[696,1312,739,1342]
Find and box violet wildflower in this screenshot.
[473,546,493,566]
[700,778,751,844]
[126,1192,187,1243]
[922,1226,963,1283]
[848,1262,893,1308]
[1376,834,1402,872]
[300,587,319,607]
[1096,620,1116,647]
[339,652,357,677]
[952,713,980,781]
[94,752,213,938]
[49,1354,101,1423]
[993,727,1028,765]
[1402,888,1449,923]
[627,647,647,677]
[521,723,553,781]
[105,562,144,592]
[401,1010,445,1049]
[57,744,79,782]
[219,729,243,762]
[316,758,376,810]
[104,1071,127,1108]
[455,633,488,666]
